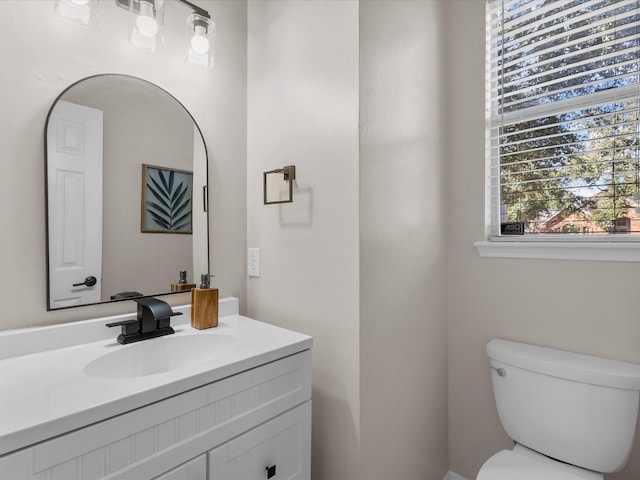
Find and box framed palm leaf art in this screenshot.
[141,164,193,234]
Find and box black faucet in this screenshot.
[106,297,182,344]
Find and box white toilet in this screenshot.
[477,338,640,480]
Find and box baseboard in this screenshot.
[444,471,469,480]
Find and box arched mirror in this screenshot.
[45,74,209,310]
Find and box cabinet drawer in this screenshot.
[153,455,206,480]
[208,401,311,480]
[0,351,311,480]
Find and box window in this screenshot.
[487,0,640,240]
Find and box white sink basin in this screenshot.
[84,334,239,379]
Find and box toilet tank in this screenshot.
[487,339,640,473]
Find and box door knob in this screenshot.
[73,276,97,287]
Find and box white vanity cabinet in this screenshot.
[154,455,206,480]
[151,402,311,480]
[0,307,312,480]
[155,399,310,480]
[208,402,311,480]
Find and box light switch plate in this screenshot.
[248,248,260,277]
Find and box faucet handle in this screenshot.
[105,318,139,337]
[105,319,138,327]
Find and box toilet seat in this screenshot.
[477,445,603,480]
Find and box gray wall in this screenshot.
[360,1,448,479]
[247,1,449,479]
[247,1,361,478]
[0,0,247,328]
[444,2,640,479]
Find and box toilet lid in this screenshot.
[477,449,603,480]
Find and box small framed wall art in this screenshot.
[141,164,193,234]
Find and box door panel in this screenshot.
[47,100,103,308]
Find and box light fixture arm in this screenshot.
[176,0,210,19]
[116,0,210,19]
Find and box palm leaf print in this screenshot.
[145,168,191,231]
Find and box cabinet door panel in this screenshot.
[208,402,311,480]
[153,455,206,480]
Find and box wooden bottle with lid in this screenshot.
[191,274,218,330]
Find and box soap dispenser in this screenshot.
[171,270,196,292]
[191,274,218,329]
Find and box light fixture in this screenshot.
[115,0,164,52]
[54,0,99,28]
[58,0,215,70]
[127,0,164,52]
[136,0,159,37]
[186,12,215,70]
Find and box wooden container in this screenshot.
[171,283,196,292]
[191,288,219,329]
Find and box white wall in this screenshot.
[247,2,449,479]
[360,1,449,479]
[0,0,247,329]
[444,2,640,480]
[247,1,360,478]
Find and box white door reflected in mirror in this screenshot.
[47,101,103,308]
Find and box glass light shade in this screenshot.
[136,1,158,36]
[130,0,164,53]
[54,0,99,28]
[191,25,209,55]
[186,13,215,70]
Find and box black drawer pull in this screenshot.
[266,465,276,478]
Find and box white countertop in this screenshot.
[0,299,312,457]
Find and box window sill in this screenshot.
[474,240,640,262]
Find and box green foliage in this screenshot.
[500,115,585,230]
[561,223,581,234]
[500,97,639,234]
[146,169,191,231]
[496,0,640,234]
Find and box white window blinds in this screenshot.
[487,0,640,237]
